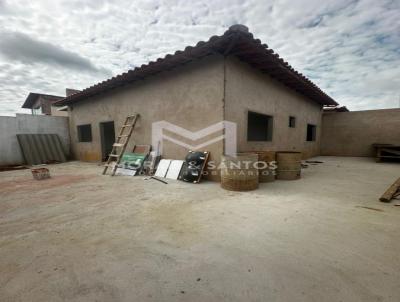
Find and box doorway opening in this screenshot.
[100,121,115,161]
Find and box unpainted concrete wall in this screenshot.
[51,106,68,117]
[224,56,323,158]
[68,55,225,179]
[0,114,70,165]
[321,109,400,156]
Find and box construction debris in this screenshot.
[154,159,172,178]
[31,167,50,180]
[165,160,185,180]
[147,141,161,175]
[153,159,184,180]
[379,177,400,202]
[144,176,168,184]
[180,151,210,183]
[151,151,209,183]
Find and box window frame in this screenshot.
[77,124,92,142]
[246,110,273,142]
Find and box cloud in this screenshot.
[0,0,399,115]
[0,31,109,74]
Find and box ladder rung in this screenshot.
[103,114,138,176]
[104,164,115,167]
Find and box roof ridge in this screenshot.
[56,25,337,106]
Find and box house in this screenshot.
[56,24,339,179]
[22,88,80,117]
[22,93,66,116]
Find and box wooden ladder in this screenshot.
[102,114,139,176]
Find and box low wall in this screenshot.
[321,108,400,156]
[0,114,70,165]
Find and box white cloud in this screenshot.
[0,0,399,115]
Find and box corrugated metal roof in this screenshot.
[16,134,67,165]
[57,24,338,107]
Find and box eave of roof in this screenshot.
[22,92,64,109]
[57,24,338,107]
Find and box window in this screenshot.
[77,124,92,142]
[289,116,296,128]
[247,111,273,141]
[306,124,316,141]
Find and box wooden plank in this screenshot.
[380,177,400,202]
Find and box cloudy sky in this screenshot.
[0,0,399,115]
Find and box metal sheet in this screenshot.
[165,160,184,180]
[16,134,67,165]
[154,159,171,178]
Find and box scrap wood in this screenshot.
[355,206,384,212]
[144,176,168,184]
[132,144,151,155]
[379,177,400,203]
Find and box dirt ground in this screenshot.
[0,157,399,302]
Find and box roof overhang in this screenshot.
[21,93,40,109]
[56,25,338,107]
[22,93,64,109]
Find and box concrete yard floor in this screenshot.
[0,157,399,302]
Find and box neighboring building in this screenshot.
[22,93,66,116]
[22,88,80,117]
[56,25,339,179]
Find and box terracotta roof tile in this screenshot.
[57,24,337,106]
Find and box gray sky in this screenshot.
[0,0,399,115]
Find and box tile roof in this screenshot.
[57,24,338,107]
[22,93,64,109]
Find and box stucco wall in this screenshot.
[224,56,323,158]
[0,114,70,166]
[51,106,69,117]
[321,109,400,156]
[69,55,225,178]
